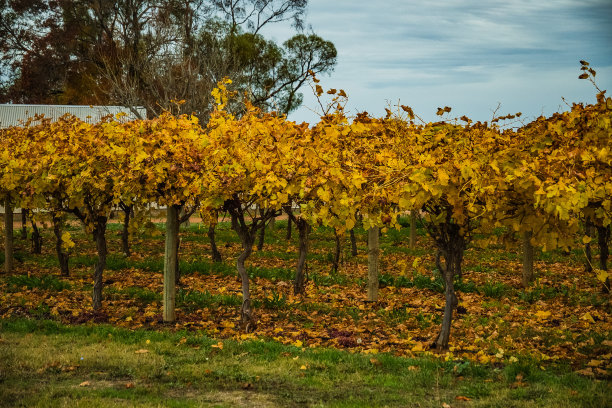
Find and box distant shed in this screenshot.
[0,104,146,128]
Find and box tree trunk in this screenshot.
[522,230,535,288]
[332,229,341,273]
[367,226,380,302]
[28,210,42,254]
[120,203,132,256]
[208,224,222,262]
[164,205,180,322]
[286,211,292,240]
[4,198,14,274]
[294,219,310,295]
[30,219,42,254]
[597,225,610,293]
[409,212,417,249]
[20,209,27,240]
[585,217,594,273]
[52,214,69,276]
[350,228,358,256]
[434,222,465,350]
[92,218,108,310]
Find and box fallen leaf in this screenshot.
[580,312,595,324]
[575,368,594,377]
[411,342,424,352]
[79,381,90,387]
[587,360,603,367]
[455,396,471,401]
[134,349,149,354]
[300,365,307,370]
[369,358,381,366]
[125,382,134,389]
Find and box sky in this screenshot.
[261,0,612,125]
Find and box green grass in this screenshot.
[5,274,72,292]
[177,288,242,311]
[0,318,607,408]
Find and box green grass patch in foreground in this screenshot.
[0,319,608,408]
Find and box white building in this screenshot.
[0,104,146,128]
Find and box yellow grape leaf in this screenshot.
[316,187,330,202]
[300,365,307,370]
[595,269,609,283]
[411,342,424,352]
[437,169,449,186]
[61,231,75,249]
[293,340,303,348]
[582,235,592,244]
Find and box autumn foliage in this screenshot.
[1,66,611,353]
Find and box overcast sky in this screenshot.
[261,0,612,125]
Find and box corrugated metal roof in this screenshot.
[0,104,147,128]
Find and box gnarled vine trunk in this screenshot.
[27,210,42,254]
[294,219,310,295]
[52,214,69,276]
[431,219,465,350]
[229,208,257,331]
[119,203,133,256]
[350,228,358,256]
[92,217,108,311]
[208,224,222,262]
